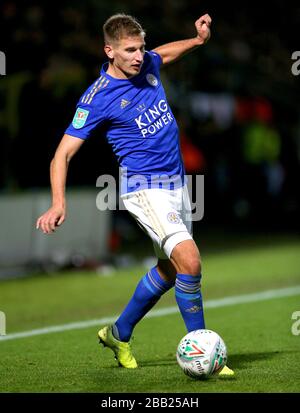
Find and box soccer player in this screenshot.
[36,13,234,376]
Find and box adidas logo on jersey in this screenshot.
[120,99,130,109]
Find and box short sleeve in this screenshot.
[64,100,105,140]
[149,50,163,69]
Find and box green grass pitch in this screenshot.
[0,233,299,393]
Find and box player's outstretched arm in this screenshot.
[36,134,84,234]
[153,14,211,66]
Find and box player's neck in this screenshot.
[106,62,134,80]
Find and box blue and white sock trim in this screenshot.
[143,266,175,296]
[175,273,201,299]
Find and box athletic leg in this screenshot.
[170,239,206,332]
[170,238,234,376]
[98,259,176,368]
[113,262,175,342]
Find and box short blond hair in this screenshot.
[103,14,145,44]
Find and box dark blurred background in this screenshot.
[0,0,300,248]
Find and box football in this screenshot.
[176,329,227,379]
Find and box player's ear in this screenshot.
[104,44,114,59]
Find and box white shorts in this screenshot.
[122,185,193,259]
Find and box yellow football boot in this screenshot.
[98,325,138,369]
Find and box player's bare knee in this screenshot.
[171,240,202,275]
[180,258,201,276]
[175,252,201,275]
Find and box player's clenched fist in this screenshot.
[195,14,212,43]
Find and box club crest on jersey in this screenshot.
[167,212,180,224]
[72,108,89,129]
[146,73,158,87]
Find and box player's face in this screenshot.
[107,35,145,79]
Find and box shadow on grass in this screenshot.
[100,350,293,370]
[128,349,300,370]
[228,350,299,369]
[139,360,177,367]
[95,356,176,370]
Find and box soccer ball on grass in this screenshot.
[176,329,227,379]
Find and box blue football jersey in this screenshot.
[65,51,185,194]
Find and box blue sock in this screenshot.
[113,266,174,342]
[175,273,205,332]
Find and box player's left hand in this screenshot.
[195,14,212,43]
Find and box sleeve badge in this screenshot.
[72,108,90,129]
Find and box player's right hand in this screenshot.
[36,206,66,234]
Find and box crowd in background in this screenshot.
[0,0,299,232]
